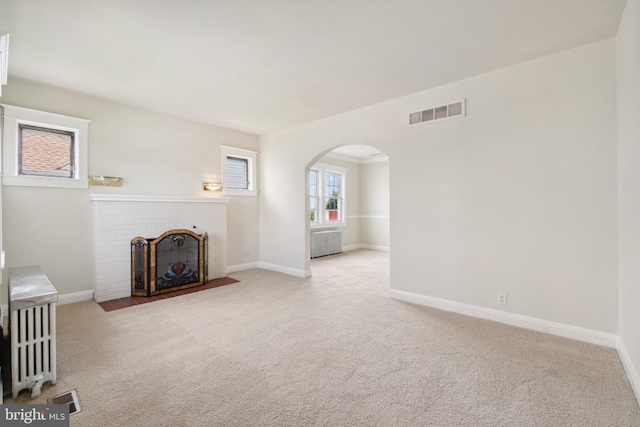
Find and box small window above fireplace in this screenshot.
[19,124,75,178]
[1,104,91,189]
[226,156,249,189]
[221,145,257,197]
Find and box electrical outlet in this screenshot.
[497,292,507,305]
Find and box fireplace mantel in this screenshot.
[90,194,229,203]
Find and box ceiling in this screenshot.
[0,0,627,136]
[329,145,386,161]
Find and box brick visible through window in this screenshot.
[19,125,74,178]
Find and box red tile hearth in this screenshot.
[98,277,239,312]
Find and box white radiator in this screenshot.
[311,230,343,258]
[11,304,57,398]
[8,266,58,399]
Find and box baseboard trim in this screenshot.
[227,262,260,273]
[258,261,310,278]
[59,290,94,305]
[358,244,390,252]
[390,289,618,348]
[94,289,130,303]
[1,289,94,319]
[617,337,640,404]
[343,244,390,252]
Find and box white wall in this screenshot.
[359,161,390,250]
[617,0,640,400]
[260,39,617,333]
[1,78,260,302]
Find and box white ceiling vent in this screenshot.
[409,99,465,127]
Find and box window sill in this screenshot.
[2,175,88,189]
[310,222,346,230]
[222,188,257,197]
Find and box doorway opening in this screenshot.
[305,144,390,276]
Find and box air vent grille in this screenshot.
[409,99,465,127]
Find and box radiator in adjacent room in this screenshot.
[311,230,343,258]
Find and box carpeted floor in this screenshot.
[5,250,640,426]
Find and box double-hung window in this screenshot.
[309,163,346,227]
[323,171,342,222]
[309,169,320,224]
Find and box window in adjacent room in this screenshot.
[309,163,346,228]
[221,145,258,196]
[1,104,90,189]
[309,169,319,224]
[324,171,343,222]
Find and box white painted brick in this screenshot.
[92,198,227,302]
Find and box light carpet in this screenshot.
[6,250,640,426]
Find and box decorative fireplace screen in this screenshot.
[131,229,208,296]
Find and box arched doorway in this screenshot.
[305,144,390,277]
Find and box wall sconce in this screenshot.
[89,175,123,187]
[203,182,222,191]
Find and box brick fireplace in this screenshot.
[90,195,228,302]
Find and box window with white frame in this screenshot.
[226,156,249,189]
[309,163,346,227]
[309,169,319,224]
[221,145,257,196]
[2,104,91,189]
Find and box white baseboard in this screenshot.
[258,261,310,278]
[617,337,640,404]
[1,289,94,319]
[358,244,390,252]
[390,289,618,348]
[343,244,390,252]
[59,289,94,305]
[94,289,130,303]
[227,262,260,273]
